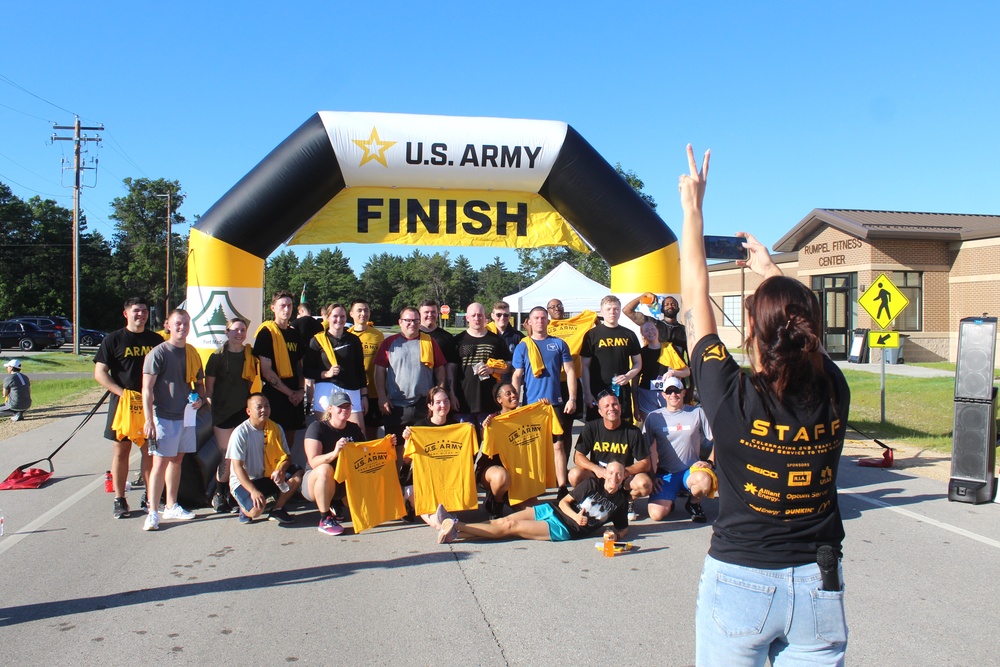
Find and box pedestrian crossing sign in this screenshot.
[859,274,909,329]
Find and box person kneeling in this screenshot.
[436,461,630,544]
[228,393,303,525]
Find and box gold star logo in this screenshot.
[744,482,758,495]
[352,127,396,168]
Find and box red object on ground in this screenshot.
[858,448,894,468]
[0,463,54,490]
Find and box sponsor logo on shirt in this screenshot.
[701,343,728,362]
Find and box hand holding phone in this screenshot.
[704,235,749,261]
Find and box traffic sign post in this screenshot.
[858,274,910,424]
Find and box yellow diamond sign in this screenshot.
[859,274,909,329]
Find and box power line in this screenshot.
[0,101,57,124]
[0,171,68,199]
[0,72,77,117]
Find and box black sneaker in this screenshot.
[330,500,348,522]
[556,485,570,501]
[212,489,230,514]
[483,493,502,520]
[113,497,130,519]
[268,507,296,525]
[130,474,145,488]
[403,499,416,523]
[139,491,149,513]
[686,498,707,523]
[627,500,638,522]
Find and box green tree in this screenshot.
[359,252,404,323]
[109,177,186,318]
[448,255,477,311]
[475,256,520,308]
[263,249,300,311]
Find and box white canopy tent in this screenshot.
[503,261,610,325]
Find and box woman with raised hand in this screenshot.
[679,145,850,666]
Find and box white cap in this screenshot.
[4,359,22,369]
[661,376,684,391]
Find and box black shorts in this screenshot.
[214,410,247,430]
[262,384,306,431]
[364,398,383,429]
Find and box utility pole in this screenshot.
[155,192,172,314]
[53,116,103,355]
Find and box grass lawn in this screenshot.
[31,378,103,407]
[0,351,96,373]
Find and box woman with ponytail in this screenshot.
[679,146,850,666]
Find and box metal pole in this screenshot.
[880,348,886,424]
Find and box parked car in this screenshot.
[79,328,107,347]
[0,320,65,351]
[10,315,74,347]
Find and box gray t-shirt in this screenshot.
[3,372,31,411]
[642,404,714,473]
[227,419,289,494]
[143,342,201,420]
[380,334,437,407]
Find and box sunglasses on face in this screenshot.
[664,388,683,395]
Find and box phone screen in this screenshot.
[704,235,749,261]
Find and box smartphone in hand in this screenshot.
[704,235,749,261]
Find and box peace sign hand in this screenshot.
[679,144,710,213]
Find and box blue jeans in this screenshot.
[695,555,847,666]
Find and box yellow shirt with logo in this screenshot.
[404,423,478,515]
[350,324,385,398]
[333,435,405,533]
[481,402,563,504]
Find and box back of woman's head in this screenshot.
[745,276,826,405]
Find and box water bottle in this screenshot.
[603,530,616,558]
[611,379,620,398]
[188,390,200,404]
[104,471,113,493]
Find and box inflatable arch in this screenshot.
[186,111,678,351]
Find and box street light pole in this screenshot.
[155,192,172,316]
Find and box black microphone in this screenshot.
[817,545,841,591]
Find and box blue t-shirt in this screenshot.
[512,336,572,405]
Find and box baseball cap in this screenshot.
[662,376,684,392]
[4,359,21,370]
[330,392,352,408]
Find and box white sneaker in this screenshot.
[161,504,195,521]
[143,511,160,531]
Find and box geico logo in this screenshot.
[404,142,542,169]
[358,198,527,237]
[747,463,778,479]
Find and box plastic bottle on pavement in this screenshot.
[104,471,113,493]
[603,530,616,558]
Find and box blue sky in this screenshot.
[3,1,998,275]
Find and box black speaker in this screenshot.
[955,317,997,401]
[948,390,998,504]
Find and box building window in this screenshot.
[891,271,922,331]
[722,295,742,329]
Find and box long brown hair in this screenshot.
[744,276,827,407]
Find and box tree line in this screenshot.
[0,164,652,332]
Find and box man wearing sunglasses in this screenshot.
[488,301,523,383]
[641,377,716,523]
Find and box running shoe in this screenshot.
[130,473,145,488]
[11,412,23,422]
[238,510,253,525]
[318,515,344,536]
[268,508,295,525]
[556,485,570,501]
[143,511,160,531]
[139,491,149,513]
[162,504,196,521]
[113,497,130,519]
[330,500,348,522]
[685,498,707,523]
[435,503,454,527]
[437,518,457,544]
[627,500,638,522]
[212,489,230,514]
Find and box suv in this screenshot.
[0,321,65,351]
[10,315,74,347]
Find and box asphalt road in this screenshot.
[1,406,998,666]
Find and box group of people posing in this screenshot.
[92,290,716,546]
[90,143,851,664]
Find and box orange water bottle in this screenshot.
[603,530,616,558]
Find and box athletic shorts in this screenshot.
[364,397,382,429]
[214,409,247,430]
[650,470,687,502]
[302,467,347,503]
[151,418,197,458]
[533,503,571,542]
[232,477,280,513]
[262,384,306,431]
[313,383,363,414]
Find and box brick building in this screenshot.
[707,209,1000,365]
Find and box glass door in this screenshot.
[813,274,856,360]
